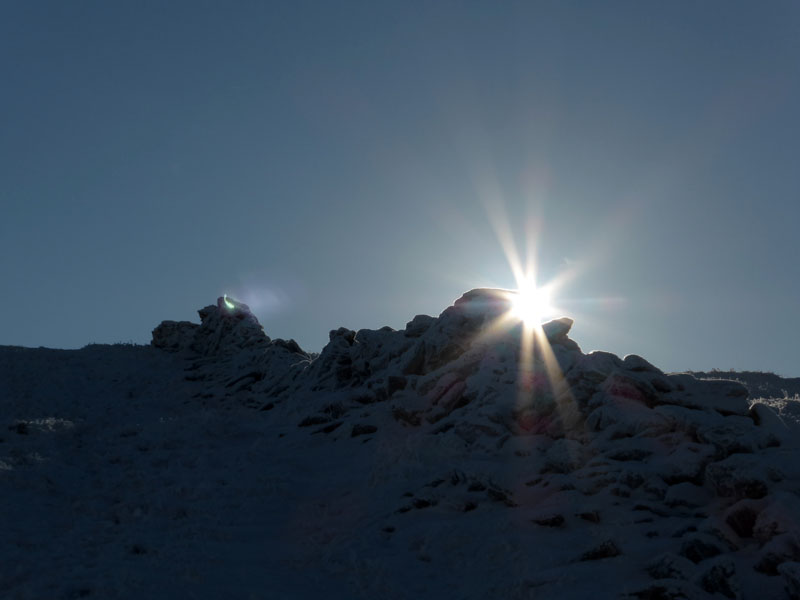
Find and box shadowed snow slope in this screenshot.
[3,289,800,599]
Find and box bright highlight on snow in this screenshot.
[223,295,235,310]
[510,283,554,327]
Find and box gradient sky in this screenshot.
[2,1,799,376]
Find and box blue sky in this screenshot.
[2,1,799,375]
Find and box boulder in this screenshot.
[723,499,764,538]
[541,317,574,343]
[623,354,663,373]
[755,533,800,574]
[193,296,271,355]
[753,492,800,543]
[750,402,793,447]
[404,314,436,338]
[646,552,696,580]
[545,438,590,473]
[779,562,800,600]
[659,375,750,416]
[705,454,782,500]
[151,320,198,352]
[695,557,739,599]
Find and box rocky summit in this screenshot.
[3,289,800,599]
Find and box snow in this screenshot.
[2,289,800,599]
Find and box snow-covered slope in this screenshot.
[3,290,800,599]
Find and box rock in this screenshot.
[541,317,573,343]
[404,314,436,338]
[404,290,513,374]
[778,561,800,599]
[453,421,501,444]
[485,485,516,507]
[426,377,469,422]
[652,404,715,434]
[512,405,556,435]
[646,552,696,580]
[623,354,663,373]
[723,499,763,538]
[270,338,305,355]
[643,477,669,500]
[680,534,725,564]
[619,469,646,489]
[624,580,706,600]
[191,297,271,356]
[136,289,800,600]
[705,454,782,500]
[329,327,356,345]
[577,510,601,523]
[755,533,800,574]
[648,439,716,486]
[664,482,710,509]
[570,351,625,384]
[597,437,655,462]
[751,402,793,447]
[585,399,667,435]
[449,288,511,319]
[695,418,763,458]
[650,374,674,393]
[598,372,659,406]
[392,406,422,427]
[659,375,750,416]
[532,514,565,527]
[299,415,331,428]
[545,438,590,473]
[351,424,377,437]
[544,393,586,437]
[386,375,407,395]
[305,328,363,389]
[151,320,199,352]
[753,492,800,543]
[695,557,738,599]
[579,539,621,561]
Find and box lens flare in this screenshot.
[509,283,554,327]
[223,294,235,310]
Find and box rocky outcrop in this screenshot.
[152,296,270,355]
[153,296,311,408]
[690,370,800,401]
[150,320,198,352]
[151,288,800,598]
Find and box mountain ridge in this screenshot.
[2,289,800,599]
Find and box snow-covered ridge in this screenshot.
[690,370,800,403]
[152,290,757,423]
[149,289,800,597]
[3,289,800,599]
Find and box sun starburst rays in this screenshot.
[475,195,583,439]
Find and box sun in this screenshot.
[509,282,554,327]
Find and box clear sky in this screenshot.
[2,1,799,376]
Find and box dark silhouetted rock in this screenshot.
[580,540,621,561]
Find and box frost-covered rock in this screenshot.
[646,552,696,580]
[695,557,739,599]
[753,492,800,542]
[659,374,750,416]
[151,320,199,352]
[193,296,271,355]
[623,353,663,373]
[779,562,800,600]
[705,454,782,499]
[751,401,795,447]
[755,533,800,575]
